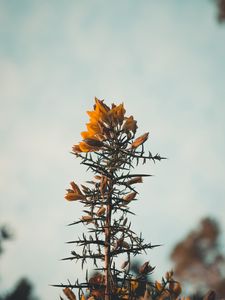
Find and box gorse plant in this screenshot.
[56,98,183,300]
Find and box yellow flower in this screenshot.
[72,144,82,153]
[83,138,104,148]
[131,132,149,148]
[79,141,100,152]
[80,131,93,139]
[86,121,102,136]
[74,99,139,152]
[94,97,110,116]
[70,181,83,195]
[64,182,86,201]
[109,103,126,125]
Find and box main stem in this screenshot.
[104,177,113,300]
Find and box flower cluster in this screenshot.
[72,98,148,153]
[153,271,183,300]
[62,270,184,300]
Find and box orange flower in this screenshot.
[72,144,82,153]
[70,181,83,194]
[123,116,137,133]
[86,121,102,136]
[130,280,138,291]
[74,99,139,152]
[169,281,182,296]
[80,131,93,139]
[155,280,163,292]
[86,98,110,126]
[83,138,104,148]
[131,132,149,148]
[94,98,110,116]
[79,141,100,152]
[109,103,126,125]
[65,182,86,201]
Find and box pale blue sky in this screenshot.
[1,1,225,299]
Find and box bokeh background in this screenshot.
[1,1,225,299]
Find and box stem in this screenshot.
[104,178,113,300]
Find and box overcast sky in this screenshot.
[1,1,225,299]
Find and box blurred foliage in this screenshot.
[171,217,225,298]
[0,224,39,300]
[214,0,225,22]
[0,279,38,300]
[0,225,13,256]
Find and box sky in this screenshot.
[1,1,225,299]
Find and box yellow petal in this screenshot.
[79,141,98,152]
[81,131,93,139]
[95,98,110,114]
[87,110,101,122]
[86,121,102,136]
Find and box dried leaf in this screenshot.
[123,192,137,202]
[63,288,76,300]
[121,260,129,269]
[131,132,149,148]
[82,215,93,222]
[96,206,106,217]
[64,192,86,201]
[127,176,143,185]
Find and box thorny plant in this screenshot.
[55,98,184,300]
